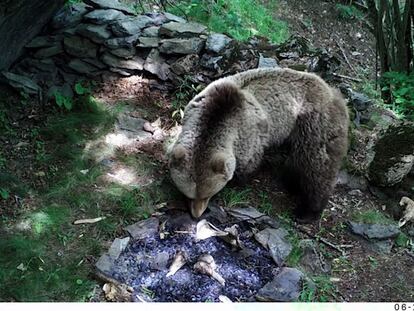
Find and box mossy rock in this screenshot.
[368,122,414,186]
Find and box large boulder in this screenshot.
[0,0,66,71]
[368,122,414,187]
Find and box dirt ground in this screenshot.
[0,0,413,303]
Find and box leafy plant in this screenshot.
[171,75,201,121]
[54,91,73,111]
[0,188,9,200]
[335,4,364,20]
[168,0,289,43]
[381,71,414,120]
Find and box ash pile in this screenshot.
[95,204,306,302]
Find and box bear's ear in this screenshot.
[211,152,235,177]
[170,145,187,166]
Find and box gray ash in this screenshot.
[110,229,276,302]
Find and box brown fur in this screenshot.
[168,68,349,221]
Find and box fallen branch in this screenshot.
[73,216,106,225]
[295,224,352,257]
[332,73,362,82]
[335,38,357,73]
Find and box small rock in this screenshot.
[335,170,368,191]
[348,221,400,240]
[125,217,160,240]
[350,91,373,112]
[142,26,160,37]
[68,59,101,75]
[84,0,136,15]
[116,114,147,132]
[108,47,137,59]
[76,24,112,44]
[205,33,233,53]
[144,49,170,81]
[254,228,292,265]
[1,71,41,95]
[371,239,394,254]
[256,267,304,302]
[160,38,205,54]
[82,58,107,70]
[84,9,126,25]
[111,15,154,36]
[108,237,130,259]
[170,54,199,75]
[101,52,144,70]
[52,3,90,29]
[64,36,98,58]
[22,58,56,73]
[258,54,280,68]
[137,37,160,48]
[104,34,140,49]
[33,44,63,58]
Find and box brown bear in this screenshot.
[168,68,349,223]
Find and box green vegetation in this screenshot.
[351,209,395,225]
[257,191,273,215]
[299,276,337,302]
[335,4,364,20]
[381,71,414,121]
[168,0,289,43]
[219,187,251,208]
[0,89,176,301]
[171,75,201,121]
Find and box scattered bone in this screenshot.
[166,250,188,277]
[103,282,133,302]
[73,216,106,225]
[220,224,242,249]
[193,254,225,286]
[399,196,414,227]
[195,219,228,241]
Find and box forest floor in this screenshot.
[0,0,413,302]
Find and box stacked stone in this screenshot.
[1,0,241,97]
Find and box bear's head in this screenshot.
[169,144,236,218]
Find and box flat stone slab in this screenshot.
[159,21,207,38]
[104,34,140,49]
[160,38,205,54]
[101,52,144,71]
[258,54,280,68]
[26,35,62,48]
[68,58,101,75]
[256,267,304,302]
[2,71,41,94]
[137,37,160,48]
[228,206,265,221]
[254,228,292,266]
[84,0,136,15]
[125,217,160,240]
[142,26,160,37]
[84,9,126,25]
[348,221,400,240]
[108,47,137,59]
[111,16,154,36]
[108,237,130,259]
[76,24,112,44]
[144,49,170,81]
[33,44,63,59]
[64,36,98,58]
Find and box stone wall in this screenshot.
[1,0,277,97]
[0,0,65,71]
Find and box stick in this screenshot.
[73,216,106,225]
[295,224,351,256]
[335,37,357,73]
[332,73,362,82]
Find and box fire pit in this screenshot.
[95,204,305,302]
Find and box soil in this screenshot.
[1,0,413,303]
